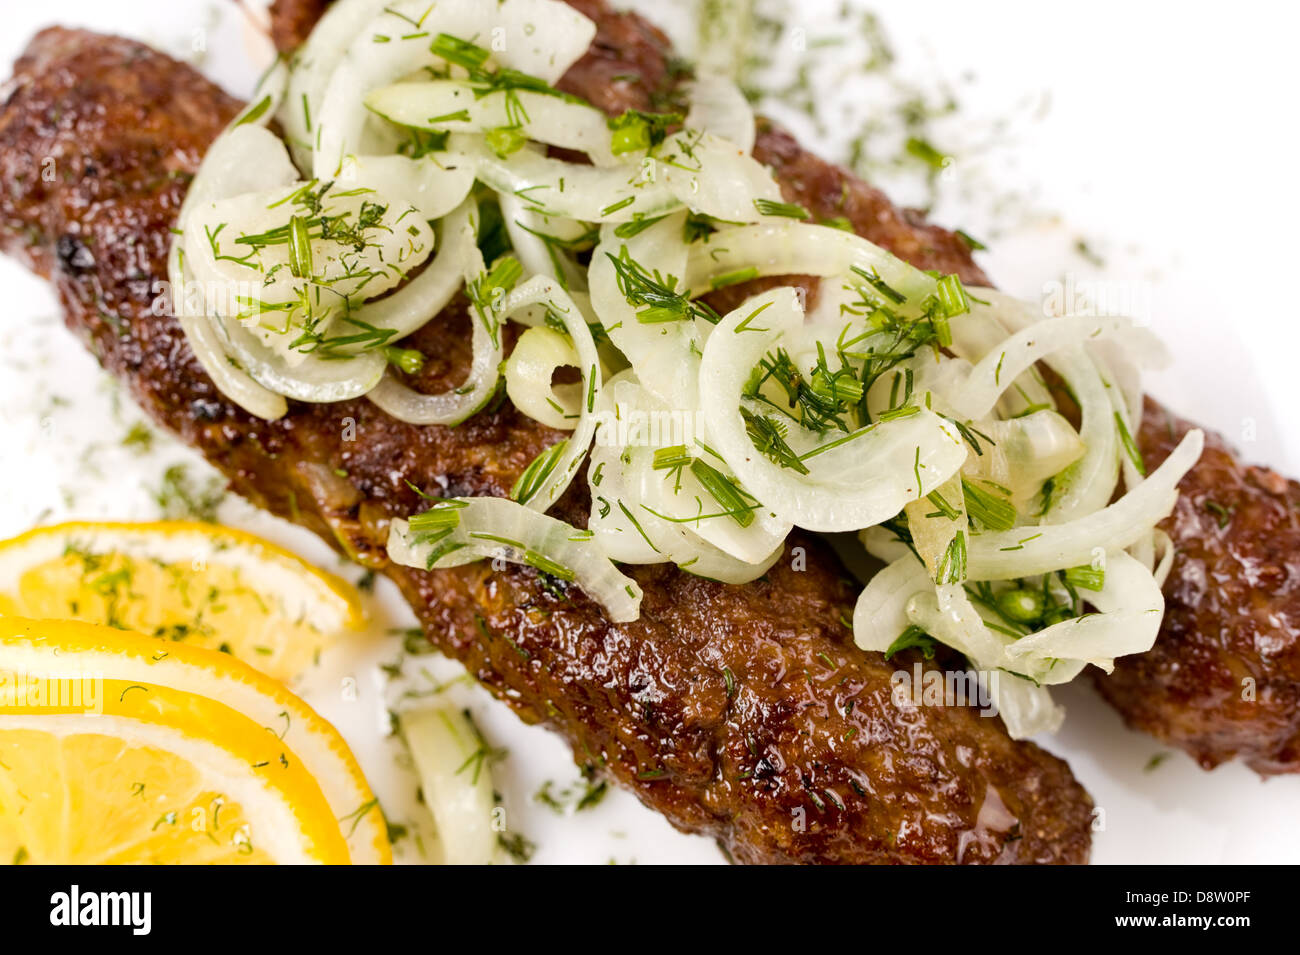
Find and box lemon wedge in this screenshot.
[0,617,389,864]
[0,521,363,683]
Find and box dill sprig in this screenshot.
[741,409,809,474]
[466,254,523,346]
[754,198,811,220]
[651,445,758,527]
[1115,411,1147,476]
[606,247,720,325]
[936,531,967,584]
[511,441,569,506]
[744,342,866,436]
[885,624,937,660]
[962,477,1018,532]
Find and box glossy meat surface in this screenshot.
[0,8,1101,862]
[1093,402,1300,774]
[272,0,1300,778]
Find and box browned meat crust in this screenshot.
[1092,402,1300,774]
[0,11,1098,862]
[265,1,1300,780]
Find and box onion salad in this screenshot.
[173,0,1203,744]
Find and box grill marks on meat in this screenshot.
[0,12,1098,862]
[1093,401,1300,774]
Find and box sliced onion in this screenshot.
[182,174,432,406]
[388,499,642,622]
[366,201,501,425]
[852,553,932,655]
[367,81,617,165]
[1089,338,1148,427]
[339,153,475,221]
[171,79,296,420]
[497,276,602,510]
[504,327,583,430]
[367,368,492,426]
[853,557,1065,738]
[684,73,755,153]
[184,124,299,208]
[185,185,433,329]
[314,0,597,177]
[986,675,1065,739]
[351,206,473,340]
[686,222,940,306]
[588,215,702,408]
[1151,528,1175,587]
[498,191,590,293]
[634,444,788,566]
[905,586,1064,737]
[1003,551,1164,680]
[587,428,783,583]
[212,315,387,403]
[171,309,287,420]
[976,288,1156,522]
[911,584,1012,669]
[966,428,1203,580]
[1040,346,1121,522]
[451,127,781,224]
[962,409,1085,510]
[948,315,1160,421]
[653,130,782,220]
[699,287,968,532]
[1108,375,1152,568]
[947,296,1055,417]
[594,374,790,564]
[630,475,784,582]
[1110,373,1146,491]
[450,134,679,222]
[280,0,390,170]
[903,473,965,580]
[587,441,669,566]
[399,705,498,864]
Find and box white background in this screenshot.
[0,0,1297,863]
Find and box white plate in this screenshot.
[1,0,1296,864]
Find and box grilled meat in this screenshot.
[0,5,1108,864]
[1092,402,1300,774]
[271,0,1300,779]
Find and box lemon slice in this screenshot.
[0,521,363,683]
[0,617,390,864]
